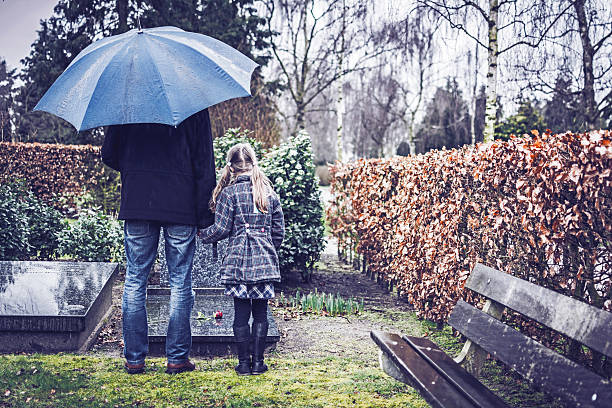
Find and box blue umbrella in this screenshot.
[34,26,258,131]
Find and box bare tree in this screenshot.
[382,8,439,154]
[416,0,576,142]
[347,65,403,158]
[513,0,612,130]
[262,0,383,140]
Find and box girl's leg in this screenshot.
[233,297,252,375]
[251,299,269,374]
[251,299,268,323]
[233,297,252,326]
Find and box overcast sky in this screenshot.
[0,0,58,70]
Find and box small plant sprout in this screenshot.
[277,290,363,317]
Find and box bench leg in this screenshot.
[454,299,504,376]
[378,350,415,386]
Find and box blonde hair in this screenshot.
[209,143,273,213]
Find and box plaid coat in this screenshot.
[198,175,285,284]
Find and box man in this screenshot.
[102,109,216,374]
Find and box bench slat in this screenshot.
[466,263,612,358]
[401,335,510,408]
[371,331,492,408]
[450,300,612,407]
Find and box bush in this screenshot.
[262,131,326,280]
[0,183,31,260]
[57,210,124,262]
[0,182,63,260]
[213,128,265,170]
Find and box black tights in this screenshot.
[233,298,268,327]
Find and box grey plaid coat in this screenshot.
[198,175,285,285]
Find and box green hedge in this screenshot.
[262,131,325,280]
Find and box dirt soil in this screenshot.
[89,238,412,363]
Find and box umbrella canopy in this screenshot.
[34,26,258,131]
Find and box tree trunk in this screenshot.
[294,0,309,133]
[336,73,345,161]
[483,0,499,143]
[470,26,480,145]
[295,101,306,132]
[335,0,346,162]
[116,0,129,34]
[574,0,598,130]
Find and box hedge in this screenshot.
[328,130,611,374]
[0,142,105,212]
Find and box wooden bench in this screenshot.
[371,263,612,408]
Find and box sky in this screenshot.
[0,0,58,71]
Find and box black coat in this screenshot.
[101,109,216,228]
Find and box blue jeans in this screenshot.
[122,220,196,365]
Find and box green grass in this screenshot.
[0,354,428,408]
[361,308,464,355]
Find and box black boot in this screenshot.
[233,325,251,376]
[251,321,269,375]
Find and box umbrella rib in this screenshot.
[78,39,136,130]
[146,32,254,97]
[141,37,175,123]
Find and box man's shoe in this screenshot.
[165,360,196,374]
[124,362,145,374]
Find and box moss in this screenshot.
[0,354,428,408]
[361,309,463,355]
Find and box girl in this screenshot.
[198,143,284,375]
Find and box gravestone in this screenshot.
[0,261,118,353]
[146,234,280,356]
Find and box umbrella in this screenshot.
[34,26,258,131]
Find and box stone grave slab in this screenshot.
[0,261,118,353]
[147,288,280,356]
[147,236,280,356]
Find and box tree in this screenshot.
[262,0,383,138]
[415,78,471,153]
[513,0,611,131]
[357,67,403,157]
[495,99,546,140]
[416,0,577,142]
[543,75,584,134]
[385,7,439,155]
[0,59,16,142]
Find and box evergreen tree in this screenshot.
[415,78,471,153]
[495,99,546,140]
[543,75,585,134]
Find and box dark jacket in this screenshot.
[198,175,285,284]
[101,109,216,227]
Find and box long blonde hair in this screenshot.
[209,143,273,213]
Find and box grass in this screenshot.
[0,354,428,408]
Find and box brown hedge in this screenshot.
[328,130,611,322]
[0,142,104,210]
[328,130,612,372]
